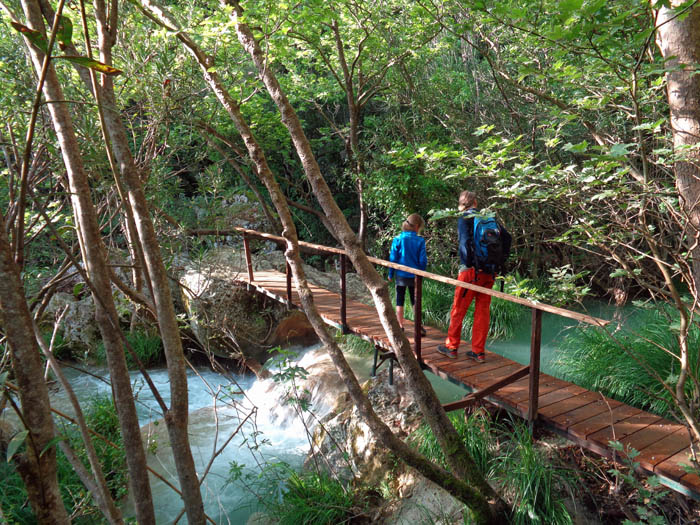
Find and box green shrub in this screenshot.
[265,470,356,525]
[555,303,699,418]
[0,395,127,524]
[96,329,164,368]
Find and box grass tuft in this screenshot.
[265,469,356,525]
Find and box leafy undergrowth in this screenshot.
[541,425,700,524]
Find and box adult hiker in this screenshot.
[437,191,511,361]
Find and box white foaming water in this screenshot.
[56,347,339,524]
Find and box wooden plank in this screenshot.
[655,446,697,482]
[587,412,663,449]
[443,367,530,412]
[539,391,601,420]
[568,404,643,440]
[516,383,587,412]
[553,396,624,431]
[510,375,569,403]
[635,429,691,470]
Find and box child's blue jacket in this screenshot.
[388,231,427,280]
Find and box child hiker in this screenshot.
[388,213,427,336]
[437,191,511,361]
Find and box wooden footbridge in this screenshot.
[202,227,700,499]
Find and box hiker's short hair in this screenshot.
[458,190,477,211]
[402,213,425,233]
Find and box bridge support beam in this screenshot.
[442,366,529,412]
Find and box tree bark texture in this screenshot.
[18,2,156,523]
[92,0,206,521]
[656,2,700,298]
[0,216,69,524]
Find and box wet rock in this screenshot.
[306,367,422,486]
[266,310,317,347]
[44,292,100,352]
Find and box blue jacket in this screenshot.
[388,230,427,279]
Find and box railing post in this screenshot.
[414,275,423,362]
[528,308,543,426]
[243,233,254,282]
[286,262,292,306]
[340,253,348,333]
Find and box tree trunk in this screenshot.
[18,2,156,523]
[231,5,501,501]
[655,1,700,444]
[656,2,700,300]
[0,215,69,524]
[136,1,507,519]
[91,1,206,521]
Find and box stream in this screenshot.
[48,301,630,523]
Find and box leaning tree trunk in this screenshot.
[0,216,69,524]
[17,1,156,523]
[229,2,502,500]
[91,0,206,521]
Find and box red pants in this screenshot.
[445,268,495,353]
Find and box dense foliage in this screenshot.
[2,0,700,521]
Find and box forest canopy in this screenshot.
[1,0,700,523]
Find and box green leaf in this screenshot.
[10,22,49,53]
[57,56,123,76]
[73,282,84,297]
[7,431,29,462]
[609,143,634,157]
[563,140,588,153]
[56,15,73,48]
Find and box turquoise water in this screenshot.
[489,301,629,374]
[58,363,311,524]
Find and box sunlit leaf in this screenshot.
[56,15,73,48]
[10,22,49,53]
[57,56,123,76]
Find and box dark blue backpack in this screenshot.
[472,215,509,275]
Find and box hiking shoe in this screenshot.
[466,351,485,363]
[437,345,457,359]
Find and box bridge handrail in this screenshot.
[193,226,609,327]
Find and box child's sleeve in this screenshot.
[388,236,399,279]
[419,238,427,271]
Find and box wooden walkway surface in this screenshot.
[239,269,700,499]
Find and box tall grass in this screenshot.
[0,395,127,523]
[494,421,574,525]
[96,329,164,368]
[411,410,574,524]
[412,408,494,475]
[260,468,356,525]
[555,304,699,418]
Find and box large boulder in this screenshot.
[175,243,372,363]
[43,292,100,352]
[307,367,423,486]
